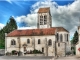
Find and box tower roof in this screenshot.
[38,7,50,13]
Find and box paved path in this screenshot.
[0,56,53,60]
[0,56,80,60]
[55,56,80,60]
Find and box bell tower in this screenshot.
[37,7,52,29]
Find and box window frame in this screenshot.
[27,39,30,44]
[48,39,52,46]
[60,34,63,42]
[38,39,41,44]
[11,39,16,45]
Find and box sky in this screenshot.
[0,0,79,40]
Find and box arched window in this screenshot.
[38,39,40,44]
[56,33,59,42]
[60,34,63,42]
[58,43,60,47]
[44,15,47,24]
[40,16,43,25]
[67,34,68,41]
[11,39,16,45]
[27,39,30,44]
[48,39,52,45]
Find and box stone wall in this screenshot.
[0,49,5,55]
[56,42,66,57]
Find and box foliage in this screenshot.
[24,49,43,54]
[71,31,78,45]
[12,50,18,55]
[70,31,78,55]
[66,52,72,55]
[6,52,11,55]
[71,46,76,55]
[0,16,17,49]
[33,49,43,54]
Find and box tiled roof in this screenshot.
[7,27,69,37]
[38,7,50,13]
[56,27,69,32]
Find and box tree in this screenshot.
[71,31,78,55]
[4,16,17,33]
[71,31,78,45]
[0,16,17,49]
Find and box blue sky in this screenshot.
[0,0,74,24]
[0,0,79,40]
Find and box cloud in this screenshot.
[0,23,5,30]
[18,26,37,30]
[15,0,80,40]
[6,0,12,4]
[15,14,37,27]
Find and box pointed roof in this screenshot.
[38,7,50,13]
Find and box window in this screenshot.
[42,48,44,53]
[38,39,40,44]
[40,16,43,25]
[60,34,63,42]
[48,39,52,45]
[44,15,47,24]
[58,43,60,47]
[67,34,68,41]
[56,33,59,42]
[11,39,16,45]
[27,39,30,44]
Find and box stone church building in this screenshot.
[5,7,71,56]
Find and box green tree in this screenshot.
[71,31,78,45]
[71,31,78,55]
[0,16,17,49]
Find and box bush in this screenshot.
[66,52,72,55]
[33,49,43,54]
[12,50,18,55]
[6,52,11,55]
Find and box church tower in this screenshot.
[37,7,52,29]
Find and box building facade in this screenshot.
[76,26,80,57]
[5,7,71,57]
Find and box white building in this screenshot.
[76,26,80,57]
[5,7,71,57]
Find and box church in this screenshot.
[5,7,71,57]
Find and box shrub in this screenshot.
[6,52,11,55]
[11,50,18,55]
[66,52,72,55]
[33,49,43,54]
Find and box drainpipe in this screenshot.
[18,36,20,56]
[5,33,7,55]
